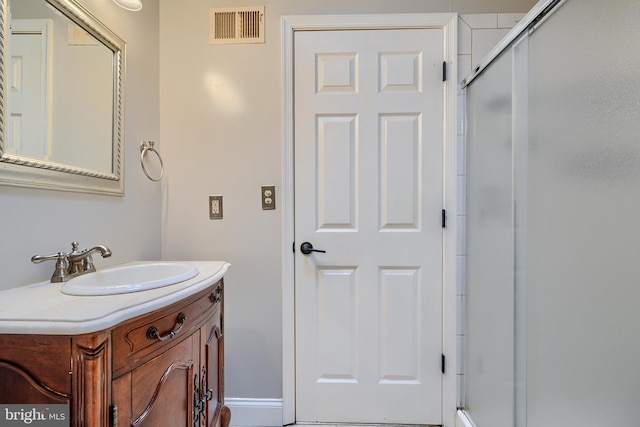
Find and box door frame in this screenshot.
[281,14,459,426]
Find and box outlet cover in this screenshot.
[209,195,223,219]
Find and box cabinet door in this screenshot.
[200,308,222,427]
[0,361,70,405]
[0,335,71,404]
[113,334,198,427]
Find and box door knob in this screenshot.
[300,242,326,255]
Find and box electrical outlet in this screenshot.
[209,195,223,219]
[261,185,275,210]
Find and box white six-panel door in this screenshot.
[294,28,445,425]
[7,20,53,160]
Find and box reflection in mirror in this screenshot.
[0,0,125,195]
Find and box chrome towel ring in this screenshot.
[140,141,164,182]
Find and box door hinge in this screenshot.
[110,405,118,427]
[442,61,447,82]
[442,209,447,228]
[441,354,446,374]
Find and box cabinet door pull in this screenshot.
[214,325,223,340]
[146,312,187,341]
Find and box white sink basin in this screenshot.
[60,262,199,296]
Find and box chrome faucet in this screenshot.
[31,242,112,283]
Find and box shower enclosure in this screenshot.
[462,0,640,426]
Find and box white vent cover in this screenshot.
[209,6,265,45]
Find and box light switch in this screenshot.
[261,185,275,210]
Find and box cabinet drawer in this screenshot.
[112,281,222,376]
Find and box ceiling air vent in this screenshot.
[209,6,265,45]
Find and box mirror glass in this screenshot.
[0,0,125,195]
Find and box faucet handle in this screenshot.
[31,252,67,264]
[31,252,69,283]
[83,256,95,271]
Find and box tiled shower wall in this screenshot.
[456,13,526,408]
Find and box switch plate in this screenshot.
[261,185,275,210]
[209,195,223,219]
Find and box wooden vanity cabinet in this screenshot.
[0,280,229,427]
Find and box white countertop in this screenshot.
[0,261,230,335]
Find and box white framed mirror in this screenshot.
[0,0,125,195]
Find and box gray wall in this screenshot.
[159,0,538,401]
[0,0,162,290]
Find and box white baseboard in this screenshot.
[226,400,470,427]
[456,410,476,427]
[225,398,283,427]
